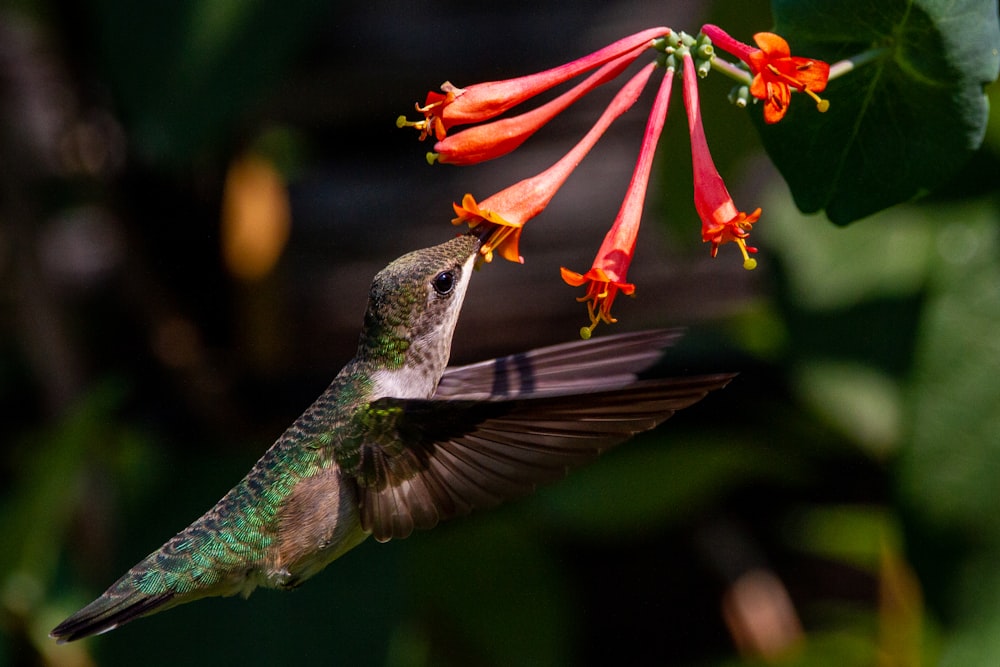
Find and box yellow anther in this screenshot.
[804,88,830,112]
[735,239,758,270]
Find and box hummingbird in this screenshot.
[51,232,734,642]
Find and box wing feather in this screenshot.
[357,373,735,541]
[434,329,685,399]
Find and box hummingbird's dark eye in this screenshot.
[432,270,456,295]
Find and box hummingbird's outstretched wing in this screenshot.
[433,328,686,399]
[351,331,735,542]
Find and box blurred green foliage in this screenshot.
[92,0,332,165]
[1,0,998,666]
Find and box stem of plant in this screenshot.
[709,57,753,85]
[828,47,890,80]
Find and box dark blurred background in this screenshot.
[2,0,999,665]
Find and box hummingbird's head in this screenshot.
[358,233,481,398]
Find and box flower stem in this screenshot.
[709,57,752,85]
[828,47,890,80]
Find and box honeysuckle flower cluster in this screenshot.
[399,25,831,336]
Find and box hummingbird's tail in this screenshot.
[49,571,177,642]
[51,502,263,642]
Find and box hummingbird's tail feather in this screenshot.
[49,582,176,643]
[51,494,267,642]
[51,535,256,642]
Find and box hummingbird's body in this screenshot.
[51,234,733,642]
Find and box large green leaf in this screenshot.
[752,0,999,224]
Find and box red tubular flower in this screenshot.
[682,52,760,269]
[431,52,636,166]
[700,24,755,62]
[398,27,669,141]
[453,62,657,264]
[701,24,830,123]
[561,65,675,338]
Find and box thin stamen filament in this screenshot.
[736,239,757,270]
[479,223,518,262]
[804,88,830,111]
[764,63,830,111]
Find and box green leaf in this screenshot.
[896,203,1000,541]
[793,361,904,456]
[753,0,1000,224]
